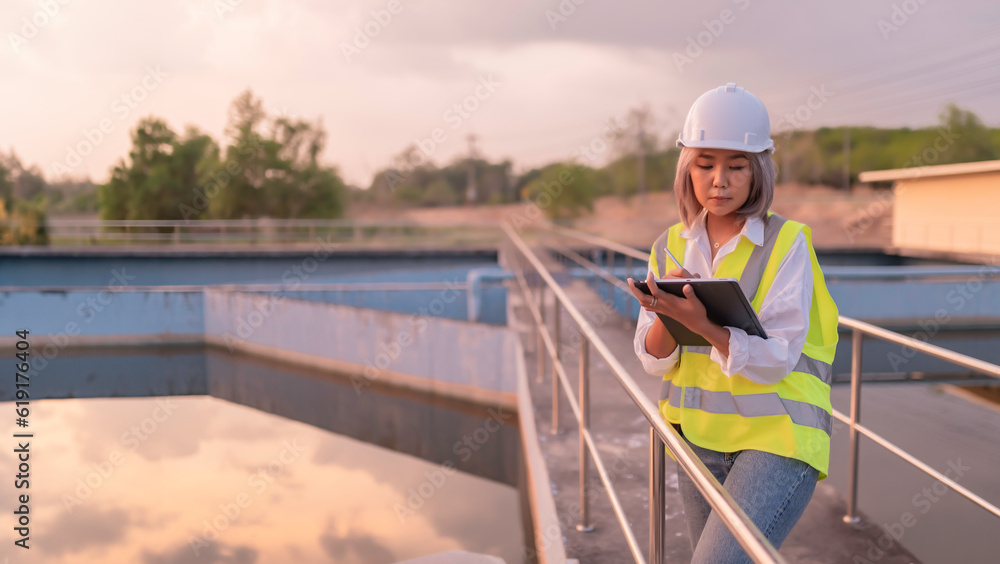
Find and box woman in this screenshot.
[626,83,839,563]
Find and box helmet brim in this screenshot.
[676,138,775,154]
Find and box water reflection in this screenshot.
[5,345,523,486]
[2,396,523,563]
[0,346,525,563]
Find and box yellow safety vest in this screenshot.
[648,213,839,479]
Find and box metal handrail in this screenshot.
[838,317,1000,523]
[503,224,785,564]
[1,218,492,228]
[508,254,643,559]
[544,224,1000,527]
[1,218,502,247]
[547,224,649,261]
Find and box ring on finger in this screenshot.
[650,296,657,308]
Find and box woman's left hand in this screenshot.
[658,284,712,335]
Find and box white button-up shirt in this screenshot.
[633,211,813,386]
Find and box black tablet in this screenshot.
[633,278,768,346]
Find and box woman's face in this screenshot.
[690,148,753,219]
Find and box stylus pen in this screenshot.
[663,247,683,270]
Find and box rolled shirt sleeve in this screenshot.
[634,303,680,375]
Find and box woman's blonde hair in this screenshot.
[673,147,776,228]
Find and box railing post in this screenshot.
[606,248,615,304]
[844,329,864,525]
[551,300,562,435]
[577,338,594,532]
[625,254,634,329]
[537,285,546,384]
[649,426,665,564]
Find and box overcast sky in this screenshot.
[2,0,998,188]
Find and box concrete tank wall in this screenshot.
[203,290,517,406]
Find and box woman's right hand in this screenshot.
[665,267,699,280]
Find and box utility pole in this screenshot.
[637,130,647,200]
[632,105,652,199]
[843,127,851,191]
[465,133,478,205]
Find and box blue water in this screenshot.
[0,346,527,563]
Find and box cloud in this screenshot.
[319,517,397,564]
[63,396,215,464]
[2,0,998,188]
[142,541,258,564]
[38,505,131,556]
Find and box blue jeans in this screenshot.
[675,429,818,563]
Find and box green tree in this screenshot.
[935,103,996,164]
[205,90,345,219]
[99,118,219,222]
[0,152,46,202]
[605,148,679,196]
[367,148,513,209]
[0,193,48,245]
[523,163,598,220]
[0,153,49,245]
[0,160,12,213]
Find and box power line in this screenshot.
[756,25,1000,108]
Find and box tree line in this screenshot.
[1,100,998,244]
[359,103,1000,219]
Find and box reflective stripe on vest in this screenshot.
[664,347,832,386]
[659,381,833,434]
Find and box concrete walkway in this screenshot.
[510,257,921,563]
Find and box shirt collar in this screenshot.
[680,209,765,247]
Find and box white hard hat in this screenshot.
[676,82,774,153]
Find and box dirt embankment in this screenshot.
[352,184,893,250]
